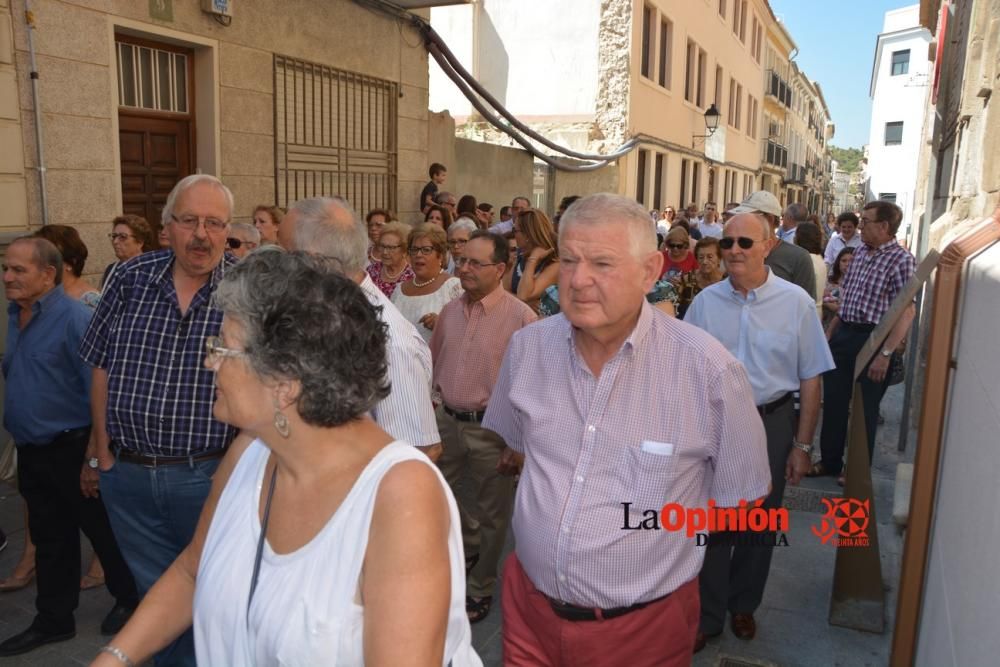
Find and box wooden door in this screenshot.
[119,114,192,227]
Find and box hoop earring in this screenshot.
[274,410,290,438]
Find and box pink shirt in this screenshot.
[483,302,771,608]
[430,286,537,412]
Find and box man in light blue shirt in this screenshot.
[685,213,834,653]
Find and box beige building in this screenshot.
[786,64,834,213]
[0,0,434,275]
[759,16,794,204]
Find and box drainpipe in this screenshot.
[24,0,49,225]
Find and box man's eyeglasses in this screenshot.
[666,243,687,250]
[378,243,402,253]
[205,336,246,365]
[408,245,436,257]
[171,214,228,232]
[108,232,133,241]
[226,238,257,250]
[454,257,499,270]
[719,237,764,250]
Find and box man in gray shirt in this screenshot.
[728,191,816,300]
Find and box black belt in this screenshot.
[545,591,670,622]
[840,321,877,332]
[114,446,226,468]
[757,392,792,416]
[443,405,486,423]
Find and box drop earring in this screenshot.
[274,409,290,438]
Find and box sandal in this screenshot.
[80,574,105,591]
[465,553,479,576]
[806,463,830,478]
[466,595,492,624]
[0,567,35,593]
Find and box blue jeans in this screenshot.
[100,456,220,667]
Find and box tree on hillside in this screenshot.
[830,146,864,172]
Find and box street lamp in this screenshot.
[692,104,721,148]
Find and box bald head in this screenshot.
[725,212,772,241]
[288,197,369,277]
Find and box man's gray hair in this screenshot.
[783,202,809,224]
[291,197,369,276]
[448,218,477,236]
[229,222,261,244]
[11,236,64,285]
[161,174,234,227]
[558,193,657,257]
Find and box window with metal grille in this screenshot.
[274,54,398,213]
[116,41,188,112]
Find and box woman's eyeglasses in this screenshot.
[719,237,762,250]
[108,233,133,241]
[408,246,436,257]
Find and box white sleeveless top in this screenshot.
[390,277,464,345]
[193,438,482,666]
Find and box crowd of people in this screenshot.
[0,159,916,666]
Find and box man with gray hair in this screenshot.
[225,222,260,259]
[79,174,237,666]
[484,193,770,665]
[777,202,809,243]
[490,195,531,236]
[280,197,442,461]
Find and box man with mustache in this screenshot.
[79,174,238,666]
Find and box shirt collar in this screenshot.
[7,284,65,316]
[464,283,504,312]
[153,251,229,289]
[727,267,774,302]
[564,299,654,355]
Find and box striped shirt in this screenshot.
[483,303,771,608]
[359,275,440,447]
[78,250,237,457]
[839,240,915,325]
[430,285,537,412]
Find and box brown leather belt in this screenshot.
[114,447,226,468]
[544,591,670,622]
[443,405,486,423]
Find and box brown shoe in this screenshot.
[693,631,720,654]
[731,613,756,640]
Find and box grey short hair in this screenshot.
[448,218,477,236]
[212,250,390,427]
[783,202,809,224]
[559,193,657,257]
[161,174,234,227]
[11,236,64,285]
[291,197,369,276]
[229,222,261,244]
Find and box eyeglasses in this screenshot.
[408,245,436,256]
[171,214,228,232]
[226,238,257,250]
[108,232,134,241]
[719,237,764,250]
[454,257,499,270]
[205,336,246,365]
[666,243,687,250]
[378,243,402,252]
[447,239,468,248]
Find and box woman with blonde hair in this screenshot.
[253,205,284,245]
[391,223,463,344]
[504,209,559,313]
[365,221,415,298]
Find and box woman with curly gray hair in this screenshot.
[91,250,481,667]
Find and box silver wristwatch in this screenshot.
[88,457,100,469]
[880,348,893,358]
[792,441,812,454]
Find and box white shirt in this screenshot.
[777,225,798,243]
[685,269,835,405]
[823,232,862,265]
[491,219,514,235]
[360,275,440,447]
[390,277,464,345]
[194,438,482,667]
[699,221,724,238]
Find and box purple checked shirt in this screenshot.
[839,239,915,325]
[483,302,771,609]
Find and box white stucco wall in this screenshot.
[429,0,601,119]
[866,5,931,237]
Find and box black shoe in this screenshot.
[0,626,75,656]
[0,528,7,553]
[100,603,135,636]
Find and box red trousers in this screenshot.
[501,553,699,666]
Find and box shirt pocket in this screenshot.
[624,441,679,510]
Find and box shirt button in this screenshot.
[576,475,584,483]
[559,574,567,582]
[587,425,595,433]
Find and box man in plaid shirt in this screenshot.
[79,174,238,666]
[816,200,915,479]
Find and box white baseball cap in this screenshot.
[728,190,782,217]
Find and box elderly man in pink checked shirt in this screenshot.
[483,193,771,666]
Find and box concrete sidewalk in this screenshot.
[0,384,907,666]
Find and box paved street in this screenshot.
[0,384,907,666]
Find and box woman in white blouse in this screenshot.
[392,223,463,344]
[89,251,480,667]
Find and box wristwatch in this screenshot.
[792,441,812,454]
[88,457,100,469]
[880,348,893,358]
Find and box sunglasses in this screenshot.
[226,237,257,250]
[666,243,687,250]
[719,237,763,250]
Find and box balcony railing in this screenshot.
[786,163,806,184]
[766,70,793,108]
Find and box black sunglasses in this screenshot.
[666,243,687,250]
[226,237,254,250]
[719,237,762,250]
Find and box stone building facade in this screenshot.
[0,0,432,274]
